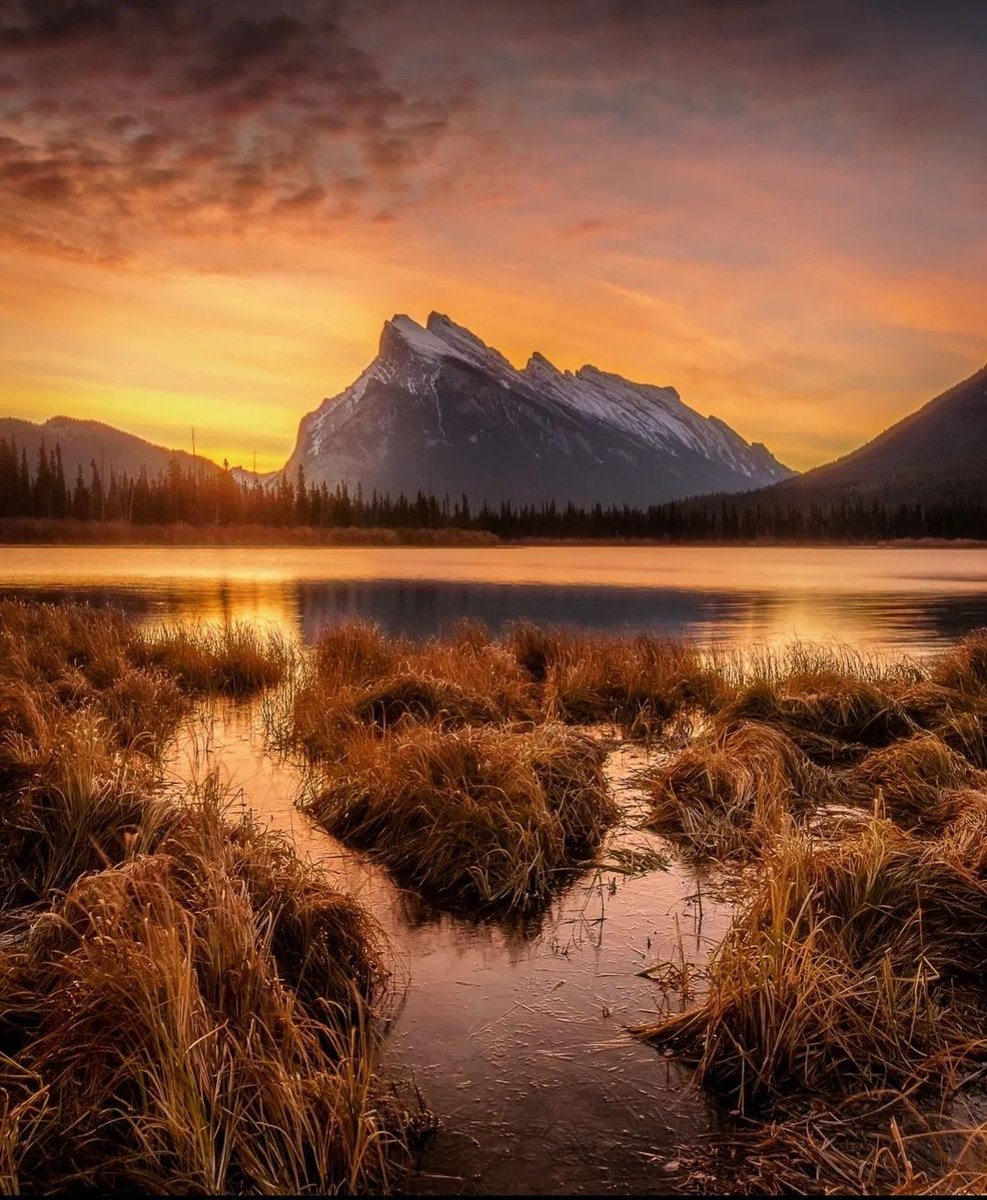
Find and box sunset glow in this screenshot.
[1,0,984,471]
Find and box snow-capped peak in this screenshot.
[425,311,516,376]
[381,313,447,360]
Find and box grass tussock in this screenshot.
[0,601,416,1192]
[129,622,291,696]
[288,620,721,759]
[717,676,916,764]
[0,708,179,907]
[508,623,722,735]
[0,796,406,1194]
[841,732,987,831]
[0,602,290,764]
[643,722,828,859]
[930,630,987,696]
[635,815,987,1114]
[290,620,541,759]
[305,722,615,912]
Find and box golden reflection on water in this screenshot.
[3,544,987,651]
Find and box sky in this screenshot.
[0,0,984,473]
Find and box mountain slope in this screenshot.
[0,416,219,482]
[284,312,792,507]
[774,362,987,504]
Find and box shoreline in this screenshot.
[0,519,986,550]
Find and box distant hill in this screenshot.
[773,363,987,505]
[0,416,220,482]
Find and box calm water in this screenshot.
[167,705,735,1195]
[16,543,980,1190]
[3,544,987,651]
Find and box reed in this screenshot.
[305,722,615,911]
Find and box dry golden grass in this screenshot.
[289,619,721,755]
[930,630,987,697]
[0,781,411,1195]
[129,622,291,696]
[840,733,987,831]
[305,722,615,912]
[0,602,417,1193]
[0,708,178,906]
[0,603,291,772]
[0,795,407,1194]
[509,622,722,734]
[717,676,916,765]
[643,721,829,858]
[635,815,987,1115]
[289,620,541,760]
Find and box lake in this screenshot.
[8,542,987,1192]
[3,544,987,652]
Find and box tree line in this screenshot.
[1,435,984,542]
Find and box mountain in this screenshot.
[283,312,793,508]
[765,362,987,506]
[0,416,220,482]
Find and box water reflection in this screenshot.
[163,700,733,1194]
[3,545,987,652]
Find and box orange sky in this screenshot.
[1,0,985,473]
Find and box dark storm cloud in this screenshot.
[1,0,984,265]
[0,0,472,259]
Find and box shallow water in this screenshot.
[4,544,987,651]
[164,702,736,1195]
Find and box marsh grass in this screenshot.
[0,709,178,907]
[290,621,541,760]
[290,620,722,758]
[841,733,987,831]
[0,602,415,1193]
[931,630,987,696]
[304,722,616,912]
[643,721,830,858]
[699,1088,987,1196]
[0,781,410,1195]
[509,622,723,734]
[16,605,987,1191]
[129,622,292,696]
[635,815,987,1115]
[717,676,917,765]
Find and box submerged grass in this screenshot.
[304,722,616,912]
